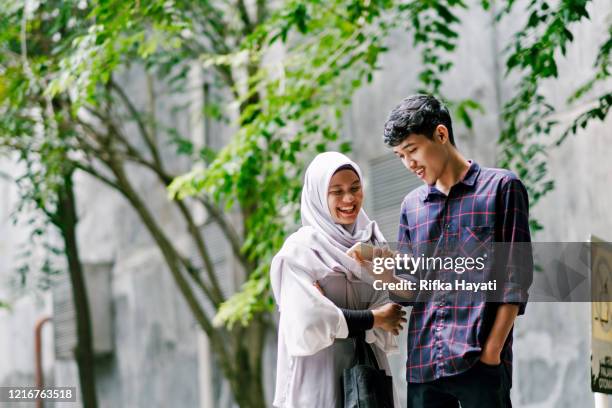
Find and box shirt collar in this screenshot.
[422,160,480,202]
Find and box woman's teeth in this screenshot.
[338,206,356,214]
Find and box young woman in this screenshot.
[271,152,405,408]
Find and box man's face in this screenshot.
[327,169,363,225]
[392,128,449,185]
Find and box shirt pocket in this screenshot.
[460,226,493,254]
[458,226,493,281]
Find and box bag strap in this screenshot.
[353,333,381,370]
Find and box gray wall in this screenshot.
[1,0,611,407]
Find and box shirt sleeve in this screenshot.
[390,200,418,306]
[340,308,374,337]
[496,176,533,315]
[278,263,349,357]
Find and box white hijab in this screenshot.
[271,152,386,303]
[300,151,385,251]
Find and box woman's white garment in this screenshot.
[270,152,399,408]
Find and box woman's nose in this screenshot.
[342,193,355,203]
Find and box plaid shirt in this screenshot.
[392,161,532,384]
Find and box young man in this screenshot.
[383,94,532,407]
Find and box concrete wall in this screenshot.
[0,0,611,407]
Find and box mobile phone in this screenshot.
[346,242,375,261]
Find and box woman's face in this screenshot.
[327,169,363,225]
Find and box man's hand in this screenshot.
[479,304,520,366]
[372,303,407,335]
[479,344,502,365]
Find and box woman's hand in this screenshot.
[313,280,324,295]
[348,246,397,283]
[372,303,407,335]
[372,246,396,260]
[348,245,395,265]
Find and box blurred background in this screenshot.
[0,0,611,407]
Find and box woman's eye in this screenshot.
[351,186,361,192]
[331,190,342,195]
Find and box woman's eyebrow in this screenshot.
[328,181,360,190]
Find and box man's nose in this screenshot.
[405,158,417,170]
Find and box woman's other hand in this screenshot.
[372,303,407,335]
[313,280,324,295]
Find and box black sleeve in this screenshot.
[340,308,374,337]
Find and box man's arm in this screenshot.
[496,176,533,315]
[480,304,519,365]
[481,176,532,364]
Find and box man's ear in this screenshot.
[435,124,449,144]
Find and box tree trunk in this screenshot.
[78,112,273,407]
[56,172,99,408]
[225,318,268,408]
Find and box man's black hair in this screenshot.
[383,94,455,147]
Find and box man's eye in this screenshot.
[408,148,417,154]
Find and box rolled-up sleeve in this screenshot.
[497,177,533,315]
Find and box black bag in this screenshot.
[342,335,394,408]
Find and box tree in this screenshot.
[1,0,609,406]
[0,2,99,404]
[496,0,611,231]
[0,0,402,406]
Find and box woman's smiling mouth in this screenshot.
[337,205,357,216]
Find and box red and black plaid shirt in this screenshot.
[392,161,532,384]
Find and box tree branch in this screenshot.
[236,0,253,34]
[174,198,226,305]
[196,196,251,271]
[102,147,226,351]
[109,79,164,170]
[255,0,267,25]
[72,161,122,192]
